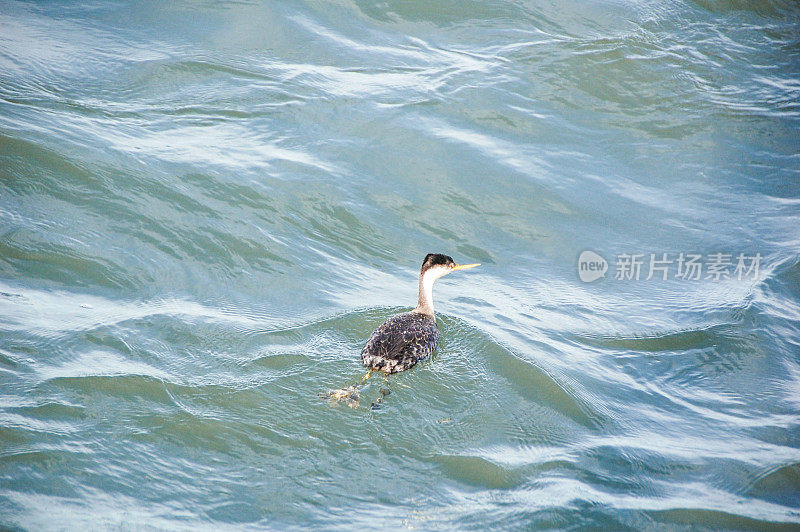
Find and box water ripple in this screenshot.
[2,0,799,528]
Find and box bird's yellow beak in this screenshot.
[451,263,480,271]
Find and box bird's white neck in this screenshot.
[414,268,441,316]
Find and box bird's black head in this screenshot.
[421,253,455,273]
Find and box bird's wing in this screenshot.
[362,313,437,360]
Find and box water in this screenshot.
[1,0,799,529]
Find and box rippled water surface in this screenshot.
[2,0,800,529]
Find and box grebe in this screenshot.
[361,253,479,376]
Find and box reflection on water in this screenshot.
[1,0,799,528]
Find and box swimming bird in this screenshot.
[360,254,479,377]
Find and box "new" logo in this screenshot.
[578,250,608,283]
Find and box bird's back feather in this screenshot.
[361,311,438,373]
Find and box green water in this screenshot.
[1,0,799,529]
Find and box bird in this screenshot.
[360,253,479,378]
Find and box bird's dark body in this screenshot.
[361,311,439,373]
